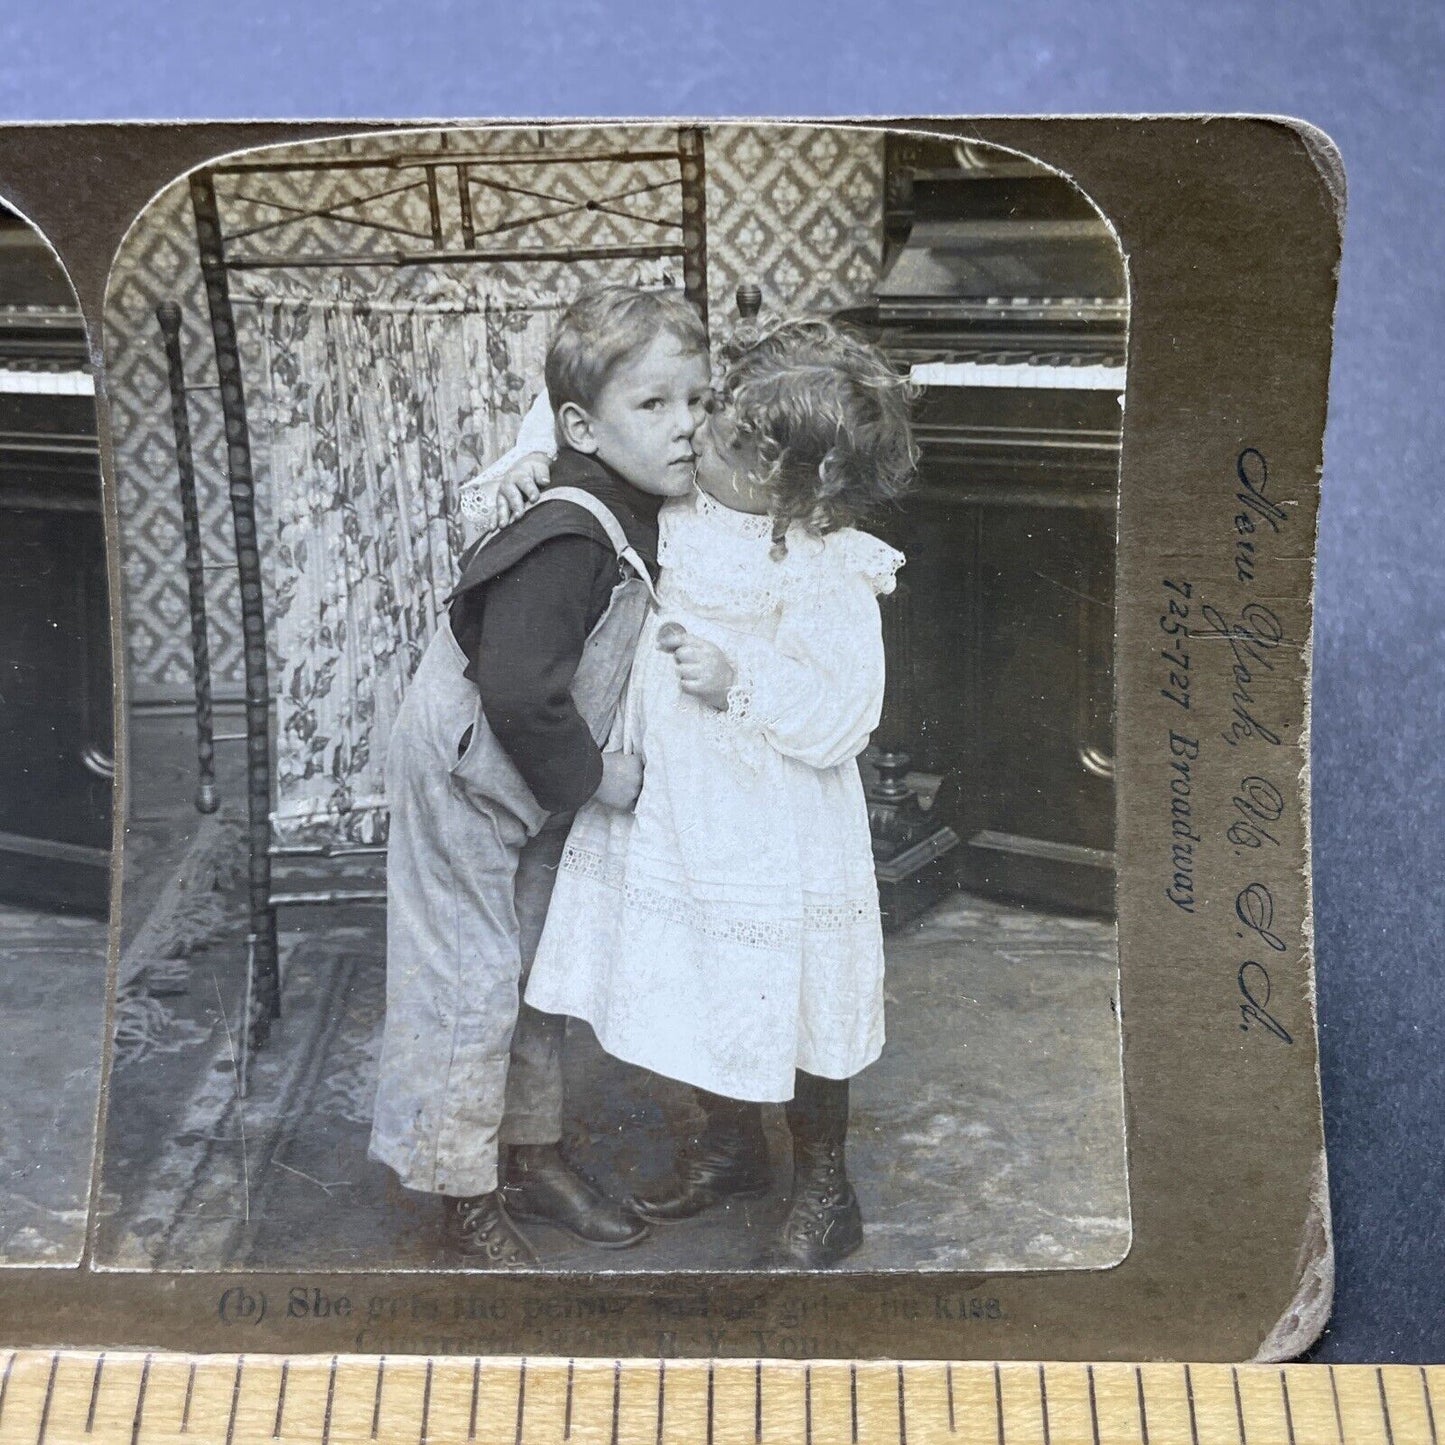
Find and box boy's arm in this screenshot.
[467,533,616,813]
[512,385,559,457]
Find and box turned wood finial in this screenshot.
[735,282,762,319]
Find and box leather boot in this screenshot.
[445,1191,539,1268]
[755,1072,863,1268]
[631,1090,772,1223]
[501,1143,649,1248]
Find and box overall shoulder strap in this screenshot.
[536,487,659,605]
[535,486,631,553]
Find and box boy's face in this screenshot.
[567,332,713,497]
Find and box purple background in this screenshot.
[2,0,1441,1362]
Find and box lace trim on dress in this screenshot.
[721,679,754,727]
[835,530,907,596]
[704,659,766,774]
[803,898,882,931]
[659,504,795,619]
[560,844,881,950]
[458,481,500,532]
[662,507,905,619]
[661,567,789,622]
[694,486,775,539]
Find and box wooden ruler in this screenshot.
[0,1353,1438,1445]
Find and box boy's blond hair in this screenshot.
[545,285,709,413]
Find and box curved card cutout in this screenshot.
[94,123,1130,1277]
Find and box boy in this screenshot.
[369,286,713,1266]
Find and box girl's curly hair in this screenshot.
[717,317,919,557]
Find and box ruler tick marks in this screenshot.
[372,1357,387,1441]
[322,1358,338,1445]
[513,1359,525,1445]
[130,1355,152,1445]
[273,1360,289,1439]
[36,1351,59,1445]
[9,1354,1445,1445]
[88,1354,107,1435]
[225,1357,245,1445]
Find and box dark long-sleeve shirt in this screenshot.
[445,449,662,815]
[464,533,617,812]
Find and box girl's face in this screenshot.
[692,401,771,514]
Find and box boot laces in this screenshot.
[455,1198,530,1264]
[784,1145,850,1241]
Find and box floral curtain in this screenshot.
[237,262,677,848]
[238,283,552,847]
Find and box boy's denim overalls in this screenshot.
[369,488,657,1197]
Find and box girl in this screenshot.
[464,318,915,1266]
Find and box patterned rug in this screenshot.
[96,885,1129,1275]
[112,804,245,1067]
[0,905,107,1264]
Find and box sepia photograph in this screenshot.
[82,122,1132,1276]
[90,122,1133,1276]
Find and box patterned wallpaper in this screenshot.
[104,123,885,702]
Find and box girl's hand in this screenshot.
[494,451,551,525]
[459,452,551,534]
[658,625,735,711]
[594,750,644,810]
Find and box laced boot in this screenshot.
[444,1191,539,1268]
[756,1072,862,1268]
[630,1090,772,1223]
[501,1144,649,1248]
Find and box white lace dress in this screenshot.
[525,487,904,1101]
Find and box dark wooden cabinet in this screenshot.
[856,139,1125,918]
[875,388,1117,916]
[0,214,111,915]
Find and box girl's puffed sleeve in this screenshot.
[457,387,559,535]
[722,531,904,771]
